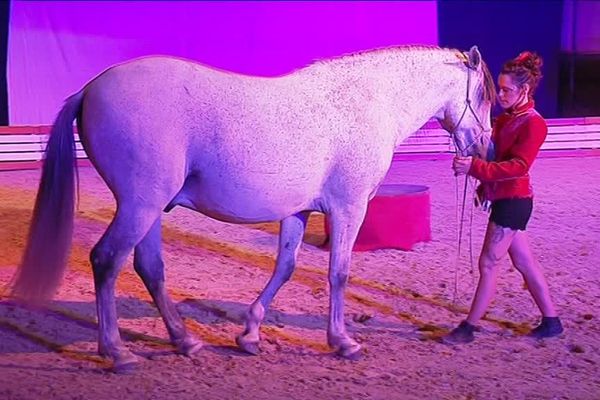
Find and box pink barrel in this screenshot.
[324,184,431,251]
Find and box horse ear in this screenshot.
[466,45,482,70]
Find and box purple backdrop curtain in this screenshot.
[561,0,600,54]
[7,1,437,125]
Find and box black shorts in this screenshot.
[489,197,533,231]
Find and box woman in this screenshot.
[444,51,563,344]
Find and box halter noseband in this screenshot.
[449,66,488,156]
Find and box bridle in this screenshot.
[448,65,490,156]
[448,63,491,303]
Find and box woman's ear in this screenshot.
[522,83,531,97]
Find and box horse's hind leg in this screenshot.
[91,204,161,373]
[133,217,202,356]
[236,211,309,355]
[327,204,368,358]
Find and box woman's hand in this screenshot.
[452,156,473,176]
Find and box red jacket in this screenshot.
[469,100,547,201]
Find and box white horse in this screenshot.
[12,45,494,372]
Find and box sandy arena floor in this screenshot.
[0,155,599,400]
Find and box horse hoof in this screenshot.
[177,337,204,356]
[337,344,362,360]
[236,335,261,355]
[111,356,140,374]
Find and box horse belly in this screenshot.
[171,175,313,223]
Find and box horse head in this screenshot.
[439,46,495,161]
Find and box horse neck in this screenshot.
[380,51,465,143]
[304,49,465,144]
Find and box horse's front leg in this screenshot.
[236,212,309,355]
[327,204,367,358]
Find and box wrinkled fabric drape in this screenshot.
[7,0,437,125]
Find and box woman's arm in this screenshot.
[469,117,547,182]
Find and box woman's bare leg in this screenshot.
[465,221,517,324]
[508,230,557,317]
[444,221,516,344]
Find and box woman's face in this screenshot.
[497,74,527,110]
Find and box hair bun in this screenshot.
[516,51,543,72]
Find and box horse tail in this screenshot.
[10,91,84,304]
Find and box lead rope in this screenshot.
[451,66,471,305]
[452,173,470,304]
[450,63,487,305]
[454,174,460,303]
[468,177,477,288]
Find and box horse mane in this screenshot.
[480,60,497,105]
[308,44,497,106]
[308,44,459,66]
